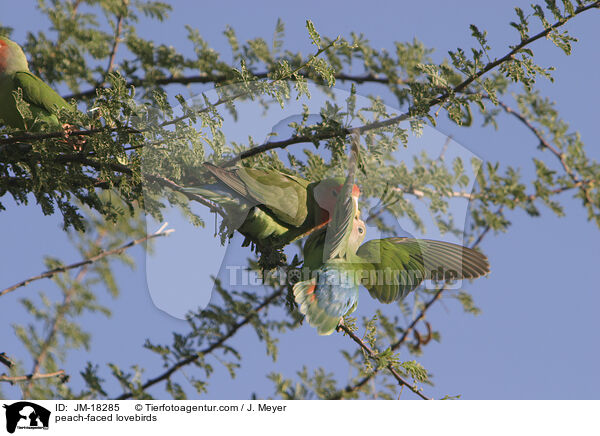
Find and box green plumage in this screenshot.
[204,163,311,227]
[183,164,346,253]
[302,223,490,306]
[295,139,490,335]
[0,36,72,131]
[293,145,363,335]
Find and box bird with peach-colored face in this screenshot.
[294,144,490,335]
[181,163,360,267]
[0,36,73,131]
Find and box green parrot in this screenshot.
[0,36,72,131]
[293,142,364,334]
[295,217,490,335]
[293,152,490,334]
[182,163,361,266]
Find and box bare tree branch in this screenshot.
[0,370,67,384]
[63,72,410,101]
[0,353,14,369]
[0,225,174,298]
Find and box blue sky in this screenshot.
[1,0,599,399]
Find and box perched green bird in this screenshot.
[294,153,490,335]
[183,163,361,266]
[0,36,72,131]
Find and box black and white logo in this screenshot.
[2,402,50,434]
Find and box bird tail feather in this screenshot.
[293,278,342,336]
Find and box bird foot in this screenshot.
[61,123,85,151]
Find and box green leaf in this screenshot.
[305,20,322,48]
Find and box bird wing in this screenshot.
[322,144,358,260]
[204,163,310,227]
[13,71,71,115]
[356,238,490,303]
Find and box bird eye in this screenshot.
[358,227,364,234]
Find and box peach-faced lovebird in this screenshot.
[294,148,490,335]
[183,163,360,258]
[0,36,72,131]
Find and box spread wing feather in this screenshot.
[356,238,490,303]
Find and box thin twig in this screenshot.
[23,271,83,398]
[0,226,174,298]
[105,10,126,77]
[337,324,432,400]
[70,0,82,16]
[0,353,14,368]
[114,289,284,400]
[21,232,104,398]
[471,207,503,249]
[495,99,595,208]
[394,186,473,200]
[0,370,66,384]
[439,1,600,102]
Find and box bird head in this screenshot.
[349,217,367,253]
[0,36,29,75]
[313,178,361,216]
